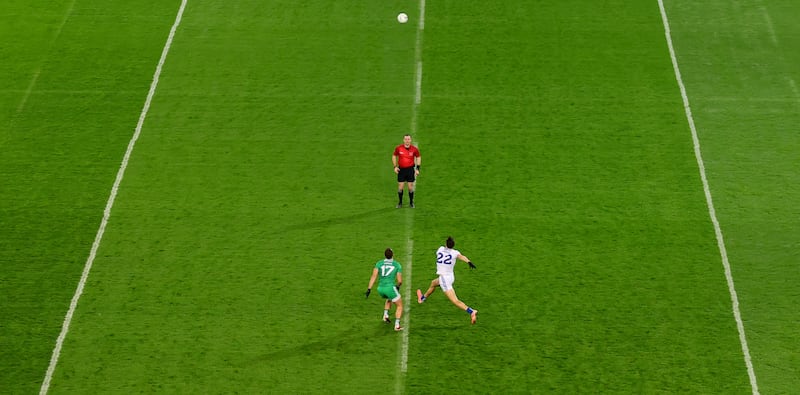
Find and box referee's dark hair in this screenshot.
[385,248,394,259]
[446,236,455,249]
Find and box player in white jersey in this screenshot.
[416,236,479,324]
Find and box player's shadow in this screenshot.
[407,323,463,333]
[272,207,394,234]
[254,323,391,362]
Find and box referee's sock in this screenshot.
[409,191,414,204]
[398,191,403,204]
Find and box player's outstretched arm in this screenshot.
[458,254,476,269]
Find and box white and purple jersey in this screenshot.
[435,246,461,275]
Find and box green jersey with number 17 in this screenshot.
[374,259,402,286]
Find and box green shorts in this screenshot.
[378,285,401,302]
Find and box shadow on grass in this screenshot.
[273,207,395,234]
[409,323,465,333]
[254,323,395,362]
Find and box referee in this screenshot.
[392,134,421,208]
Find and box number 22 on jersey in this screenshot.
[437,252,453,265]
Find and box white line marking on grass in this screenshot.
[39,1,188,393]
[657,2,759,394]
[758,5,778,47]
[409,0,425,133]
[16,0,76,113]
[395,1,425,394]
[413,1,425,106]
[788,77,800,106]
[394,231,413,395]
[17,70,41,114]
[754,1,800,110]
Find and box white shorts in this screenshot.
[438,274,455,292]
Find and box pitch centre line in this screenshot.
[395,1,425,394]
[39,1,188,393]
[657,2,759,394]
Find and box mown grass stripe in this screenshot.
[39,1,189,393]
[657,1,759,393]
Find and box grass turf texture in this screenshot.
[0,0,178,392]
[1,0,798,393]
[665,1,800,393]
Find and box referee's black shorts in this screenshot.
[397,166,416,182]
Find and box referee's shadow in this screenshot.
[272,206,395,234]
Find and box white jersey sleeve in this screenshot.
[435,246,461,275]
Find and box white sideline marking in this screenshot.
[39,1,188,393]
[657,2,759,394]
[396,1,425,394]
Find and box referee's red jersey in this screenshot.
[394,145,420,168]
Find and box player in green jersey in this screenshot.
[365,248,404,331]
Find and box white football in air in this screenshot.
[397,13,408,24]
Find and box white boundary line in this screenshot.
[395,1,425,394]
[39,1,188,393]
[657,2,759,394]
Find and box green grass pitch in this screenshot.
[2,0,798,393]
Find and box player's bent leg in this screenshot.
[393,298,404,331]
[383,299,391,322]
[443,289,468,310]
[442,289,477,324]
[424,278,440,299]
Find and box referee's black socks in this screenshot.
[398,191,403,204]
[409,191,414,204]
